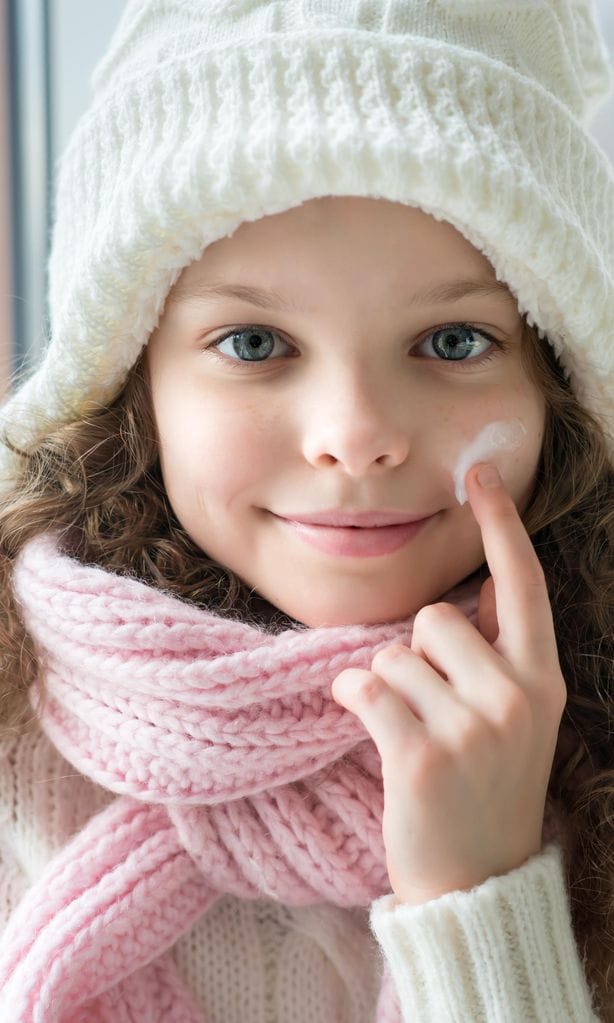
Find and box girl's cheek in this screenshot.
[447,417,528,505]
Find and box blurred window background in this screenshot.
[0,0,125,397]
[0,0,613,398]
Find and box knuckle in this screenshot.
[526,564,547,593]
[491,503,517,529]
[414,602,455,630]
[493,686,532,733]
[537,671,568,720]
[555,677,568,715]
[357,672,388,707]
[522,556,547,593]
[410,739,453,786]
[372,643,408,673]
[453,707,489,752]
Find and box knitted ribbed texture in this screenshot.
[0,531,482,1022]
[369,843,600,1022]
[0,727,599,1023]
[0,0,613,487]
[0,727,387,1022]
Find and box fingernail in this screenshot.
[476,463,501,488]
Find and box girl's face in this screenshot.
[146,196,546,627]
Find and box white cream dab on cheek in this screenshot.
[453,418,527,505]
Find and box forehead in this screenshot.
[169,196,516,313]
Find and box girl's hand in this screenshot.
[331,463,567,906]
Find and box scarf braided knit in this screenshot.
[0,533,482,1023]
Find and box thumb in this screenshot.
[478,574,499,645]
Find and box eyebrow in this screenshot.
[169,276,516,312]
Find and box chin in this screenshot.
[281,596,421,629]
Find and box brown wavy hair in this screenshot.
[1,320,613,1018]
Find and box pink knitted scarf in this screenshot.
[1,532,482,1023]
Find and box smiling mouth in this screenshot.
[272,509,435,528]
[273,513,435,558]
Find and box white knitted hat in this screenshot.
[1,0,613,486]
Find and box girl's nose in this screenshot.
[300,372,411,476]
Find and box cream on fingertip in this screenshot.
[452,418,527,505]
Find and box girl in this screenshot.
[0,2,612,1021]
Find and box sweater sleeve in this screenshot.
[369,843,600,1022]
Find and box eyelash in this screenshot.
[204,322,509,372]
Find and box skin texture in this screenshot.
[146,196,565,904]
[146,195,546,628]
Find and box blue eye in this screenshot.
[417,323,498,363]
[212,327,292,362]
[207,322,505,368]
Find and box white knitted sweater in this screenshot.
[0,727,601,1022]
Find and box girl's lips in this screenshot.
[274,515,433,557]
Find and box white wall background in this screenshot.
[50,0,126,161]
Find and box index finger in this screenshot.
[465,462,557,663]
